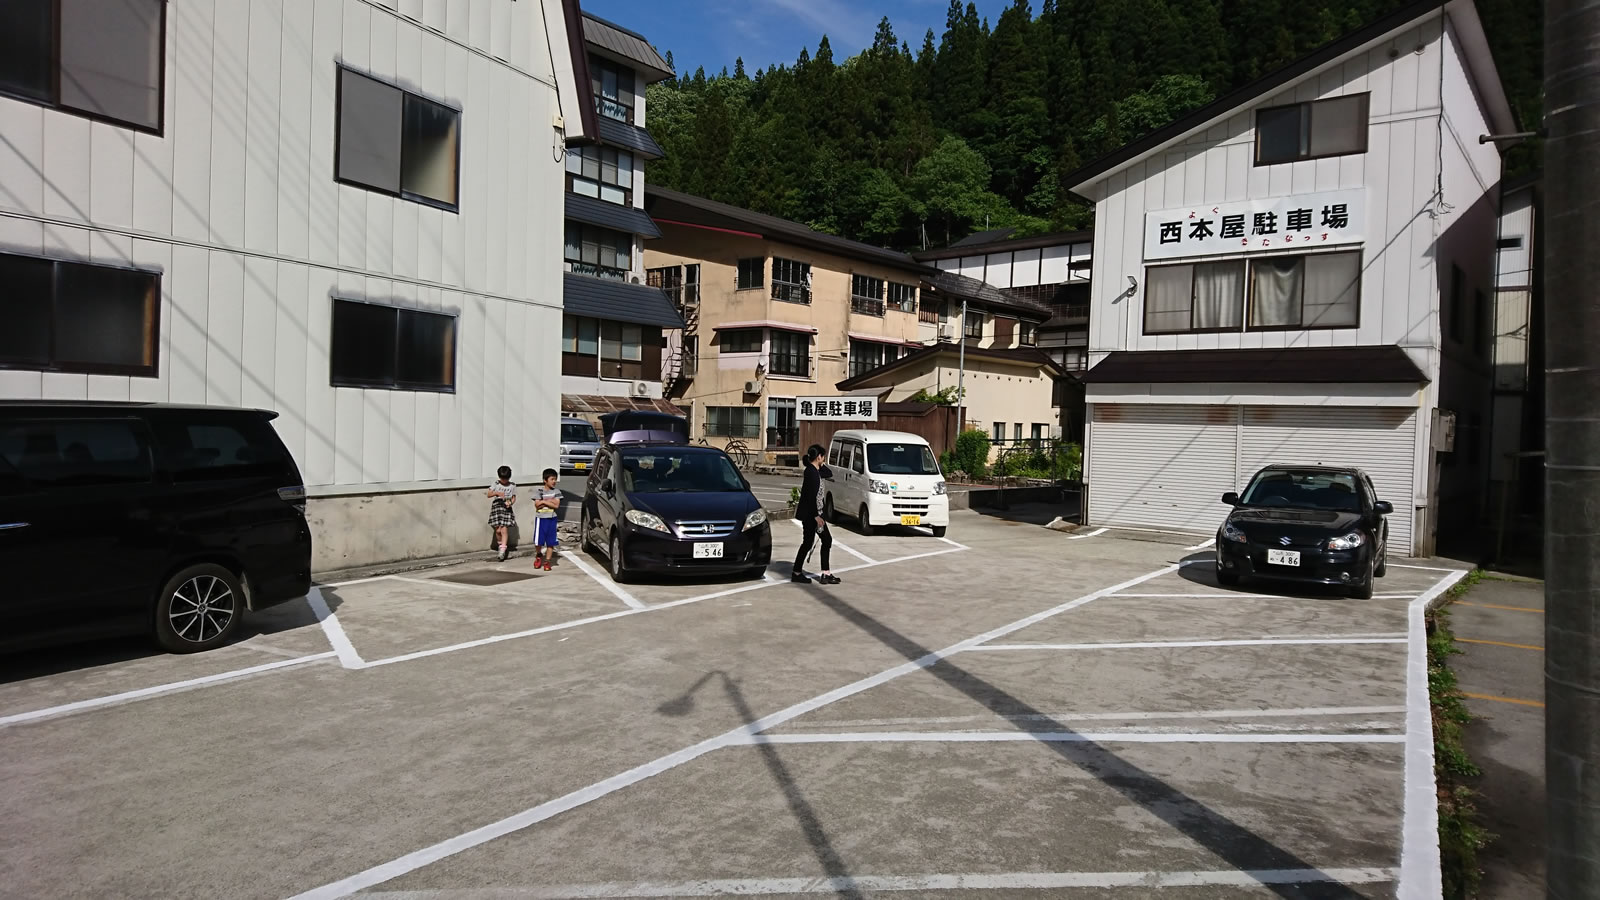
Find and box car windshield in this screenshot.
[866,442,941,476]
[561,423,598,443]
[619,450,747,493]
[1240,470,1361,512]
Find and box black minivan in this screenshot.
[0,402,313,653]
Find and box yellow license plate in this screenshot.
[574,462,587,470]
[900,515,921,526]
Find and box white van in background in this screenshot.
[823,430,950,537]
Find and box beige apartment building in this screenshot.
[642,189,1069,462]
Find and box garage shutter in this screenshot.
[1087,404,1239,533]
[1239,406,1418,556]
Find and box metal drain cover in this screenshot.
[434,569,537,586]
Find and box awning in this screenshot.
[562,273,685,328]
[847,332,919,346]
[711,320,817,334]
[595,117,665,160]
[1080,346,1429,384]
[565,193,662,239]
[561,395,684,417]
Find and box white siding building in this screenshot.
[1066,0,1514,557]
[0,0,596,570]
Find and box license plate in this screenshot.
[693,542,724,559]
[900,515,921,526]
[1267,549,1301,567]
[574,462,587,470]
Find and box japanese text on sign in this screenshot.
[797,396,879,422]
[1143,190,1365,261]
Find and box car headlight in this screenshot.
[624,510,670,533]
[933,481,947,495]
[559,445,569,455]
[743,508,768,531]
[870,479,891,495]
[1327,532,1365,550]
[1221,522,1248,543]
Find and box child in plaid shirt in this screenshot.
[486,465,517,561]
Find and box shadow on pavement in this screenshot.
[794,582,1368,899]
[659,671,864,900]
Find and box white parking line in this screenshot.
[1390,563,1471,573]
[355,868,1400,897]
[1184,538,1216,551]
[783,705,1408,730]
[561,550,648,610]
[0,651,338,728]
[307,586,366,669]
[1066,527,1108,541]
[1400,568,1469,899]
[739,731,1405,746]
[288,563,1181,900]
[966,637,1408,652]
[789,518,876,564]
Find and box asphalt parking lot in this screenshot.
[0,511,1466,899]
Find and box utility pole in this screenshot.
[1544,0,1600,896]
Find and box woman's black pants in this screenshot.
[793,517,831,574]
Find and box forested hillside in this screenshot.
[643,0,1542,251]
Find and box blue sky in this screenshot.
[581,0,1014,80]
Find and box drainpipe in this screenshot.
[956,298,968,434]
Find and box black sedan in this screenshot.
[579,439,772,582]
[1214,465,1393,599]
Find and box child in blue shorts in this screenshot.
[529,468,562,570]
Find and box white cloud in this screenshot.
[763,0,879,51]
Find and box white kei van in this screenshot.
[823,429,950,537]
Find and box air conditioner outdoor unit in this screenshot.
[743,380,762,395]
[631,381,650,398]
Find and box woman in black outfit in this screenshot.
[793,444,841,584]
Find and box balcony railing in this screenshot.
[767,426,799,449]
[918,308,939,324]
[772,282,811,305]
[595,95,632,124]
[1052,302,1090,321]
[851,296,886,317]
[569,261,628,281]
[660,283,701,306]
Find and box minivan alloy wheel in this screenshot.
[170,575,237,644]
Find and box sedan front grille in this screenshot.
[672,519,737,538]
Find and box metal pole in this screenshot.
[1545,0,1600,895]
[957,298,968,433]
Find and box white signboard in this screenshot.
[1143,189,1366,261]
[797,396,879,422]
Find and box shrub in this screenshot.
[944,428,990,479]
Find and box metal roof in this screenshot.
[835,343,1069,391]
[646,187,937,276]
[565,193,662,239]
[581,13,674,83]
[925,271,1052,318]
[594,117,665,160]
[562,273,685,329]
[1079,346,1429,384]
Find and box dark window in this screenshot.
[1019,322,1036,345]
[1496,236,1523,250]
[562,315,600,355]
[0,251,159,376]
[1144,252,1360,334]
[992,422,1005,444]
[0,0,164,133]
[705,406,760,438]
[0,419,153,487]
[772,258,811,304]
[564,223,632,280]
[849,340,892,378]
[337,68,460,210]
[769,331,809,377]
[1448,264,1464,343]
[330,299,456,391]
[591,56,635,123]
[964,310,984,339]
[561,422,599,443]
[720,329,763,354]
[887,282,918,313]
[566,144,633,204]
[851,274,885,317]
[600,321,643,361]
[158,419,287,483]
[736,258,764,290]
[1255,94,1369,164]
[767,397,797,448]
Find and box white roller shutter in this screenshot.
[1239,406,1419,556]
[1088,404,1239,533]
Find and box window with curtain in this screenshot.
[0,0,164,133]
[600,322,643,361]
[564,223,632,280]
[1145,252,1358,334]
[964,310,984,339]
[565,145,634,205]
[561,316,599,355]
[590,56,635,123]
[849,341,891,377]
